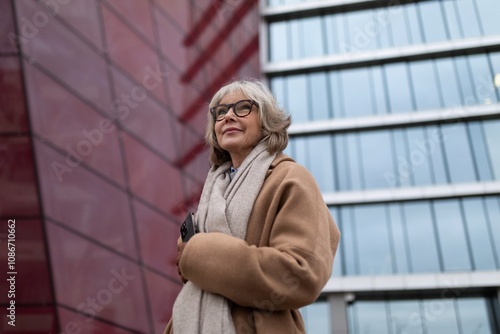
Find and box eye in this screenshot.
[236,102,252,112]
[215,106,228,118]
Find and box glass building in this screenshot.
[263,0,500,333]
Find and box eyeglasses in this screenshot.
[210,99,259,122]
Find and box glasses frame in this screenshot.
[210,99,259,122]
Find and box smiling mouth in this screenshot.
[224,128,240,134]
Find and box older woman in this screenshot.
[165,80,340,334]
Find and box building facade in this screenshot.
[262,0,500,333]
[0,0,259,332]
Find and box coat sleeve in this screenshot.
[178,164,341,311]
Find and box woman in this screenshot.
[164,80,340,334]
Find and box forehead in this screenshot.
[219,91,249,104]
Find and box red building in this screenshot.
[0,0,260,332]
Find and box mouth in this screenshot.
[223,128,241,134]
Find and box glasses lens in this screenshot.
[214,105,228,120]
[234,101,252,117]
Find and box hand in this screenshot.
[176,242,188,284]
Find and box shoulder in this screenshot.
[266,153,318,189]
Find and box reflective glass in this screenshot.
[352,301,389,333]
[346,134,363,190]
[290,20,301,60]
[422,299,459,334]
[286,75,308,123]
[389,300,423,334]
[324,15,336,55]
[404,202,440,273]
[341,68,374,117]
[455,0,482,38]
[455,56,476,105]
[388,204,410,274]
[302,300,330,334]
[433,200,472,271]
[456,298,492,334]
[435,58,462,108]
[441,123,477,183]
[406,3,423,44]
[346,10,377,52]
[359,131,394,189]
[341,207,358,275]
[270,77,285,109]
[354,205,393,275]
[328,72,343,118]
[308,135,334,192]
[291,137,307,167]
[462,198,497,270]
[425,125,449,184]
[484,197,500,265]
[269,22,288,62]
[483,120,500,179]
[370,67,387,115]
[418,1,448,43]
[476,0,500,35]
[442,0,462,39]
[410,61,442,110]
[468,54,497,105]
[334,135,349,191]
[330,207,343,277]
[309,72,330,120]
[405,128,434,186]
[489,52,500,101]
[302,17,324,58]
[389,129,412,188]
[334,15,348,54]
[376,8,392,49]
[468,122,493,181]
[389,5,410,47]
[384,63,413,113]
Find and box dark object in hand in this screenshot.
[180,212,197,242]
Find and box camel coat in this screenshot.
[165,154,340,333]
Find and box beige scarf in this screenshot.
[172,140,276,334]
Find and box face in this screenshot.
[214,91,262,166]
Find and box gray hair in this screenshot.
[205,79,291,167]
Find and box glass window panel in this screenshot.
[270,77,285,109]
[426,125,449,184]
[433,200,472,271]
[406,4,423,44]
[334,135,349,191]
[455,56,476,105]
[410,60,442,111]
[309,72,330,120]
[468,122,493,181]
[388,204,410,274]
[286,75,309,123]
[435,58,462,108]
[330,207,343,276]
[354,204,393,275]
[390,5,410,47]
[301,17,324,58]
[405,128,434,186]
[346,10,377,52]
[442,0,462,39]
[341,207,358,275]
[457,298,492,334]
[489,52,500,102]
[308,135,335,192]
[483,120,500,179]
[484,197,500,265]
[334,15,348,54]
[469,54,497,105]
[404,202,440,273]
[370,67,387,115]
[329,71,344,118]
[269,22,288,62]
[389,300,424,334]
[353,301,390,333]
[375,8,392,49]
[302,301,330,334]
[418,1,448,43]
[291,137,308,167]
[347,134,363,190]
[441,123,477,183]
[324,15,336,55]
[384,63,414,113]
[389,129,412,188]
[462,198,497,270]
[359,131,394,189]
[422,299,460,334]
[289,20,301,60]
[456,0,482,38]
[476,0,500,35]
[342,68,375,117]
